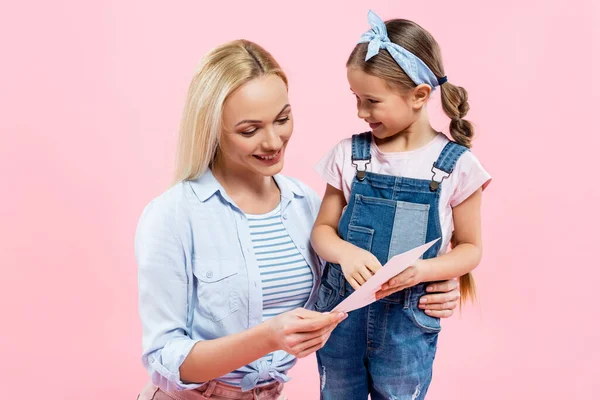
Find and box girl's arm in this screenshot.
[377,188,483,298]
[312,184,464,315]
[310,184,352,264]
[310,184,382,289]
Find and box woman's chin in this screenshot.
[252,157,285,177]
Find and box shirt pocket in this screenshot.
[193,257,240,322]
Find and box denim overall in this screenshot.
[315,132,468,400]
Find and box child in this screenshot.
[311,11,491,400]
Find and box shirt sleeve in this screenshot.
[286,177,327,277]
[314,140,346,191]
[448,150,492,207]
[135,200,203,391]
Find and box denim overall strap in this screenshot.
[429,141,469,191]
[351,132,372,181]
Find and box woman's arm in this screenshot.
[137,201,345,389]
[180,308,346,383]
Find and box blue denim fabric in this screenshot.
[315,132,467,399]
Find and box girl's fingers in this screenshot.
[358,266,374,282]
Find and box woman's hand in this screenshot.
[266,308,347,358]
[418,279,460,317]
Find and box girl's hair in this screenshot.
[172,40,288,184]
[347,19,474,149]
[348,19,476,305]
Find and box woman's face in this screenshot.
[219,74,293,178]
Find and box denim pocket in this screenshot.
[193,257,240,322]
[314,284,335,312]
[315,264,343,312]
[404,287,441,333]
[347,225,374,252]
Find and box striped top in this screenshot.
[217,204,313,388]
[251,204,314,320]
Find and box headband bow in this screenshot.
[358,10,447,89]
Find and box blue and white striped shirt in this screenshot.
[217,204,313,387]
[251,205,314,321]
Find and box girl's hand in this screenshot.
[376,259,431,299]
[377,273,460,318]
[266,308,347,358]
[338,244,382,289]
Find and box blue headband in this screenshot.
[358,10,447,89]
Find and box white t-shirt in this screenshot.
[314,133,491,255]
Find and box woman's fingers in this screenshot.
[425,309,454,318]
[287,321,338,352]
[295,330,335,358]
[292,328,330,352]
[292,309,346,333]
[425,278,458,293]
[418,290,460,308]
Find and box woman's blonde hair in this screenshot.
[172,40,288,184]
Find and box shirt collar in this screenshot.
[188,169,305,205]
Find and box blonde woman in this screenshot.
[135,40,460,400]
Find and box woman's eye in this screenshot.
[368,99,379,104]
[241,128,258,136]
[276,116,290,125]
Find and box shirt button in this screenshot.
[206,271,213,278]
[282,214,288,220]
[149,356,154,363]
[254,282,258,288]
[300,245,306,250]
[246,248,250,253]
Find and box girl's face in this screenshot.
[219,74,293,178]
[347,67,419,140]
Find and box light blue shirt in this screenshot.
[135,170,324,392]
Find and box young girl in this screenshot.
[311,11,491,400]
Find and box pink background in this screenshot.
[1,1,598,399]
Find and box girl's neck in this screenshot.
[375,109,438,153]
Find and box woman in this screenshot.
[136,40,460,400]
